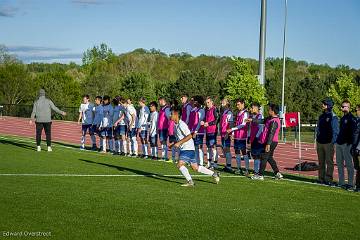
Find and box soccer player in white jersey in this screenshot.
[78,94,96,150]
[169,106,220,187]
[137,97,150,158]
[124,98,138,157]
[148,101,159,159]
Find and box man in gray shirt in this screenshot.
[30,89,66,152]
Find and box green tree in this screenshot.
[225,58,267,106]
[82,43,115,65]
[329,73,360,115]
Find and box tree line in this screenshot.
[0,43,359,122]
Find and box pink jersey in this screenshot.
[188,107,204,134]
[259,117,280,144]
[220,109,232,137]
[181,102,192,123]
[234,110,248,140]
[157,105,170,130]
[205,106,217,134]
[168,120,175,136]
[250,113,263,143]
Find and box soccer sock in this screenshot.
[132,137,138,155]
[144,144,148,156]
[244,155,250,171]
[179,166,192,182]
[162,144,168,159]
[199,147,204,166]
[195,145,199,164]
[225,152,232,168]
[81,135,85,146]
[108,139,113,152]
[254,159,260,174]
[171,147,176,160]
[212,148,217,166]
[153,147,158,157]
[197,166,214,176]
[102,139,106,152]
[208,149,213,166]
[90,135,96,146]
[236,154,242,170]
[214,149,219,163]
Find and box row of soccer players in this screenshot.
[78,94,283,179]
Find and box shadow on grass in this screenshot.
[78,158,215,185]
[0,139,36,151]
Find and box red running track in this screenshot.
[0,116,341,179]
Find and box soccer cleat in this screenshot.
[235,169,244,175]
[223,167,234,173]
[37,146,41,152]
[274,172,283,180]
[165,159,173,163]
[181,180,195,187]
[143,155,148,159]
[251,174,264,180]
[131,154,137,157]
[47,146,52,152]
[212,172,220,184]
[80,145,85,150]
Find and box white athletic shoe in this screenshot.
[181,180,195,187]
[47,146,52,152]
[213,172,220,184]
[274,172,283,180]
[37,146,41,152]
[251,174,264,180]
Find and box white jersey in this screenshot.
[137,106,150,131]
[174,120,195,151]
[79,103,94,125]
[148,111,158,137]
[126,104,137,129]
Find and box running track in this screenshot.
[0,116,341,179]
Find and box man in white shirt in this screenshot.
[137,97,150,158]
[169,106,220,187]
[77,94,96,150]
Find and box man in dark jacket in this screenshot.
[336,100,355,189]
[316,98,339,185]
[352,104,360,192]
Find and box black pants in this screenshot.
[36,122,52,146]
[259,142,280,176]
[353,153,360,188]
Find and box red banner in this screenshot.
[285,112,299,127]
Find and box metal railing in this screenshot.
[0,104,79,122]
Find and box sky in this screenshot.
[1,0,359,68]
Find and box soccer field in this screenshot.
[0,136,358,240]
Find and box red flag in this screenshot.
[285,112,299,127]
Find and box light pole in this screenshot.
[281,0,288,141]
[258,0,267,86]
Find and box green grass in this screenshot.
[0,135,359,240]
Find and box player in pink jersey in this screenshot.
[220,98,234,173]
[157,97,171,161]
[227,99,249,175]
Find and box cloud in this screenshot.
[72,0,104,6]
[0,6,18,17]
[6,45,83,64]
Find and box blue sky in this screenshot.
[1,0,359,68]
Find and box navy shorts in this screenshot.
[91,125,100,136]
[179,150,197,164]
[193,134,204,146]
[206,133,217,147]
[251,138,264,157]
[139,130,148,139]
[234,139,247,151]
[100,127,113,138]
[128,128,137,138]
[158,129,168,143]
[82,124,94,136]
[117,125,127,136]
[149,134,158,147]
[221,136,231,148]
[169,135,176,144]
